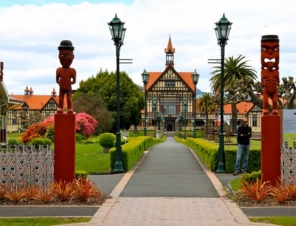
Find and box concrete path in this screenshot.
[59,137,275,226]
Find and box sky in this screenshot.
[0,0,296,95]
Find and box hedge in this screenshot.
[110,136,164,171]
[183,138,261,173]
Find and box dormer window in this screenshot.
[165,81,175,87]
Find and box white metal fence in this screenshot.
[0,145,54,191]
[281,147,296,185]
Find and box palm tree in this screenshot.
[209,55,257,133]
[197,93,217,138]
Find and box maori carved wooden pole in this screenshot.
[54,40,76,183]
[56,40,76,114]
[261,35,281,186]
[261,35,279,115]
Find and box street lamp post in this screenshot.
[191,69,200,138]
[214,14,232,173]
[108,14,126,173]
[183,98,188,139]
[141,69,150,136]
[152,97,157,138]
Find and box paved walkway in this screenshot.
[59,136,275,226]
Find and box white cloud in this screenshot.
[0,0,296,95]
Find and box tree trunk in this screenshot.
[231,103,237,134]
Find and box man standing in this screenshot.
[233,117,252,175]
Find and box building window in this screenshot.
[252,114,257,127]
[45,112,50,118]
[12,118,17,125]
[49,100,56,109]
[162,99,177,114]
[165,81,175,87]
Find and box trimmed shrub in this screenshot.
[8,138,20,145]
[30,138,45,147]
[241,170,262,184]
[76,133,87,143]
[46,126,54,142]
[99,133,116,148]
[75,170,88,179]
[43,138,53,146]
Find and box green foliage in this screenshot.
[75,170,88,179]
[72,93,113,134]
[250,216,296,226]
[183,138,261,173]
[240,170,262,184]
[99,133,116,148]
[229,178,241,191]
[46,126,54,142]
[0,217,91,225]
[30,138,45,147]
[75,69,144,132]
[8,138,21,145]
[110,136,163,171]
[75,143,111,173]
[76,133,87,143]
[43,138,53,146]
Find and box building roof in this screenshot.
[9,94,59,110]
[164,36,175,53]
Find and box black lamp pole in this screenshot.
[191,69,200,138]
[214,14,232,173]
[141,69,150,136]
[152,97,157,138]
[183,98,187,139]
[108,14,126,173]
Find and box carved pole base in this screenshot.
[54,113,76,183]
[261,115,281,186]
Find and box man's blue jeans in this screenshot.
[235,144,250,172]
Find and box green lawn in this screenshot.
[75,143,111,173]
[250,216,296,226]
[0,217,91,226]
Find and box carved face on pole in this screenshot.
[261,35,279,71]
[59,50,74,68]
[58,40,75,68]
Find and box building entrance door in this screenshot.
[165,120,175,131]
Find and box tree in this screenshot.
[197,93,217,137]
[74,69,144,132]
[210,55,257,132]
[72,93,113,134]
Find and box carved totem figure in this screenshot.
[261,35,279,115]
[56,40,76,114]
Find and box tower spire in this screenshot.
[164,35,175,68]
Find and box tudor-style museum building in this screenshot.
[143,37,197,132]
[141,37,262,133]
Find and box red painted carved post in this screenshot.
[261,35,281,186]
[54,40,76,183]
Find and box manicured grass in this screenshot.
[229,177,241,191]
[250,216,296,226]
[0,217,91,226]
[75,143,111,173]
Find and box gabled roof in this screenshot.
[9,95,59,110]
[147,69,195,92]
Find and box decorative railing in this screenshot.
[281,148,296,185]
[0,145,54,191]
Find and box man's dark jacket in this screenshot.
[237,125,252,145]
